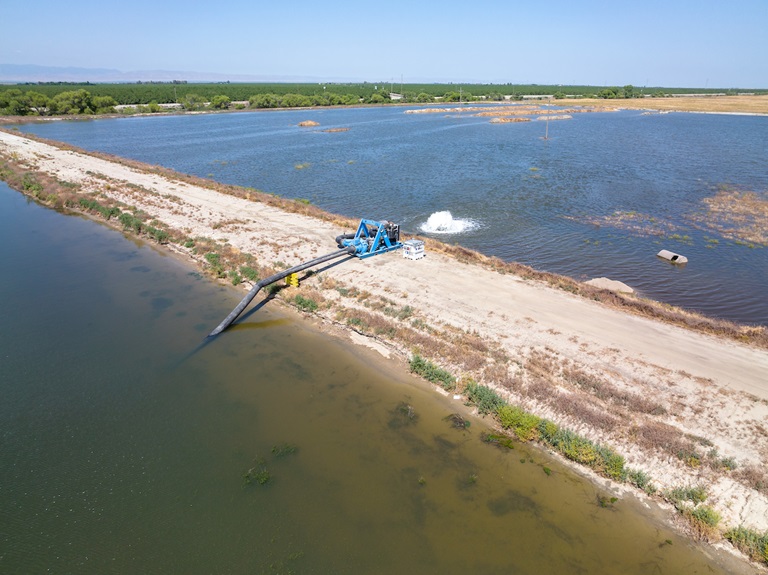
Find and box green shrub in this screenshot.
[555,429,599,466]
[204,252,226,278]
[409,354,456,391]
[118,211,143,232]
[464,380,504,415]
[294,294,318,312]
[691,505,721,527]
[627,468,656,493]
[497,405,540,440]
[538,419,560,443]
[21,173,43,194]
[724,527,768,564]
[668,485,708,506]
[151,228,168,243]
[240,265,259,281]
[596,445,626,481]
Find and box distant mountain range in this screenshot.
[0,64,347,84]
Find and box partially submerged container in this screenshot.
[657,249,688,264]
[402,239,425,260]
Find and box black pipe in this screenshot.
[335,232,355,248]
[207,247,355,338]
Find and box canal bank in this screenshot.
[1,129,767,570]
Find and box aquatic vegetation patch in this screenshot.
[480,432,515,449]
[271,443,299,457]
[244,457,271,486]
[596,494,618,508]
[688,187,768,246]
[444,413,470,430]
[565,210,684,238]
[457,472,479,489]
[486,490,539,516]
[389,402,419,429]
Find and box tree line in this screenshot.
[2,82,760,117]
[0,87,453,116]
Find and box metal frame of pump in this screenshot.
[208,218,403,337]
[336,219,402,258]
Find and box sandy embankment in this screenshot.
[1,130,767,539]
[556,94,768,115]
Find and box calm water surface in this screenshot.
[0,183,749,573]
[13,106,768,325]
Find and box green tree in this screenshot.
[26,91,51,115]
[0,89,30,115]
[249,93,281,108]
[92,95,118,113]
[280,93,312,107]
[415,92,434,103]
[622,85,635,98]
[210,94,231,109]
[443,92,464,102]
[180,93,206,110]
[51,89,93,114]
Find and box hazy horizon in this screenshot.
[3,1,767,89]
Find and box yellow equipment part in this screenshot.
[285,273,300,287]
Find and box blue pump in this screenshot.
[336,219,402,258]
[209,218,403,336]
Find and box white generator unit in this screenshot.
[402,239,425,260]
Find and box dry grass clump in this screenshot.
[525,349,561,379]
[549,391,619,432]
[489,117,531,124]
[735,465,768,494]
[482,363,521,392]
[631,421,699,461]
[523,376,556,403]
[562,366,666,415]
[334,304,491,373]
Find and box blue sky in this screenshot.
[3,0,766,87]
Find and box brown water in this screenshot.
[0,183,749,573]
